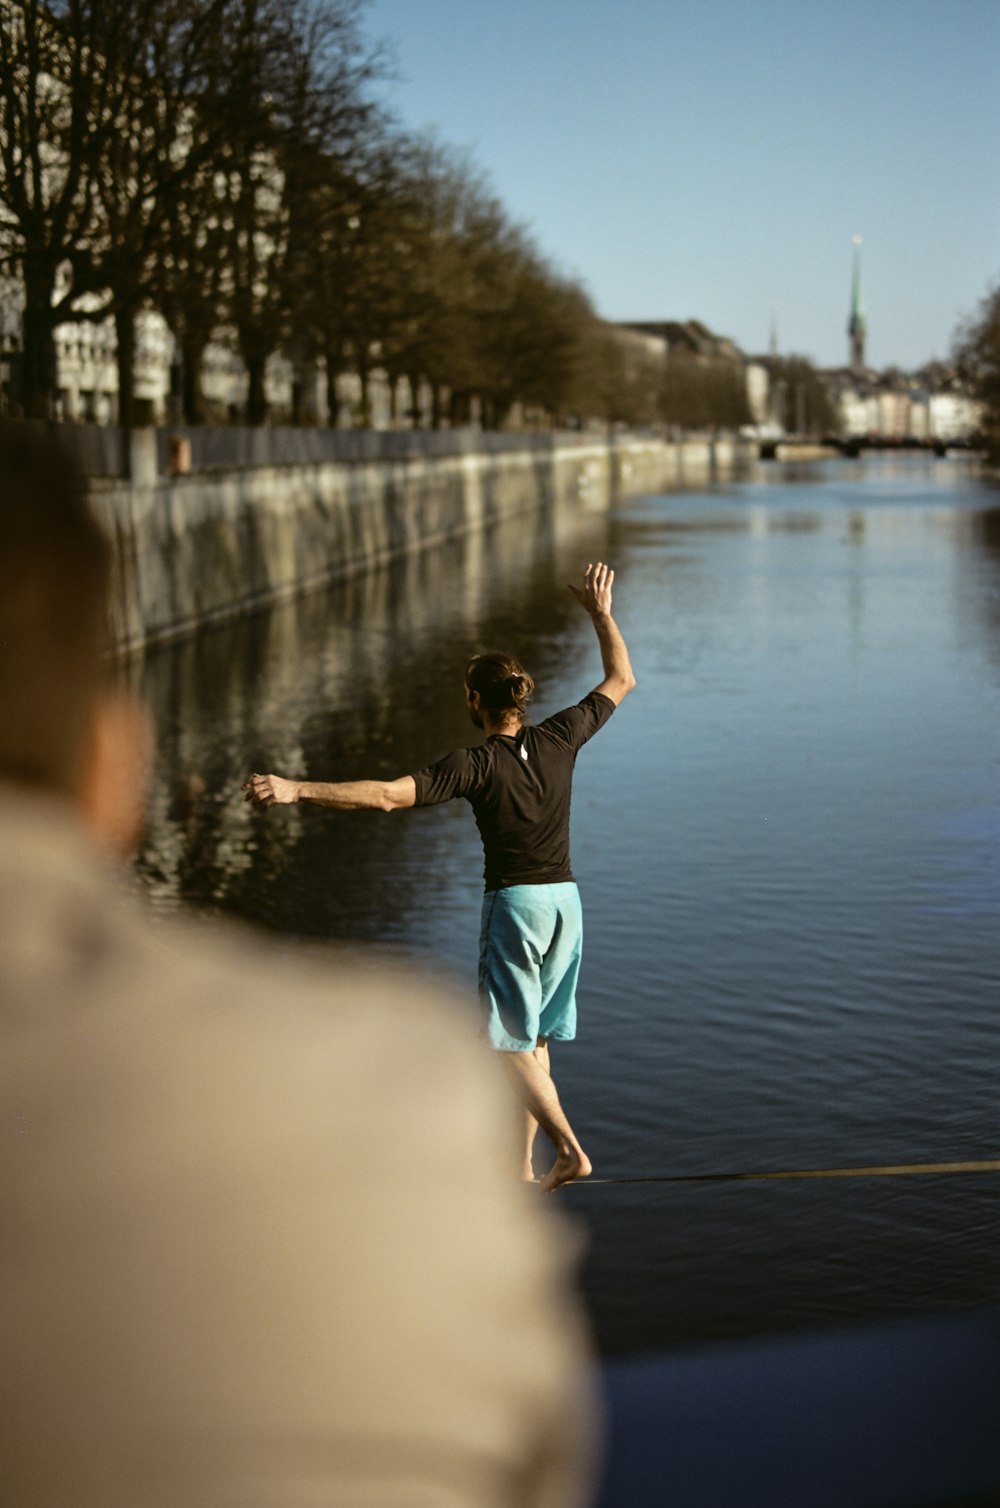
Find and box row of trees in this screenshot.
[0,0,773,434]
[614,350,836,437]
[0,0,602,426]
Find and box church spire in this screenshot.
[848,234,866,373]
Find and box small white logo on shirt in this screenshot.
[520,746,529,761]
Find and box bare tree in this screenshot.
[581,328,662,430]
[149,152,230,424]
[764,355,834,437]
[660,355,754,435]
[215,0,382,424]
[292,133,410,426]
[954,278,1000,463]
[0,0,235,418]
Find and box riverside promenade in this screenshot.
[80,426,755,652]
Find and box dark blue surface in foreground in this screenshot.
[597,1310,1000,1508]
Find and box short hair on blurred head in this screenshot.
[0,422,111,795]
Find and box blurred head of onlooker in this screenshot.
[0,421,148,853]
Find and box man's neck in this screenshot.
[482,712,523,739]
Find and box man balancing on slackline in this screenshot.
[244,561,635,1191]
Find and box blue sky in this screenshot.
[365,0,1000,370]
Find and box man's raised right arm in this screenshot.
[242,773,416,812]
[569,560,636,706]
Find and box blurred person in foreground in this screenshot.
[245,564,635,1192]
[0,422,596,1508]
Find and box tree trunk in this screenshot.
[182,336,205,425]
[246,353,267,426]
[356,359,371,428]
[291,357,318,425]
[115,307,136,429]
[449,389,471,427]
[19,267,59,419]
[325,360,340,426]
[408,374,423,428]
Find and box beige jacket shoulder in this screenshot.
[1,792,597,1508]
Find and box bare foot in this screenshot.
[539,1146,592,1193]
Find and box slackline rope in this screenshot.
[571,1157,1000,1188]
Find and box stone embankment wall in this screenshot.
[94,433,753,654]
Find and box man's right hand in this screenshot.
[243,772,299,807]
[570,560,636,706]
[568,561,614,619]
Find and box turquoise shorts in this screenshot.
[478,882,583,1052]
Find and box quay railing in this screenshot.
[2,420,602,479]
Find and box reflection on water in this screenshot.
[135,456,1000,1355]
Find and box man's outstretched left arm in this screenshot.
[243,773,416,812]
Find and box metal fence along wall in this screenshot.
[153,426,570,473]
[5,419,128,477]
[1,420,583,478]
[5,420,734,480]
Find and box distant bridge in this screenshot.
[760,435,978,461]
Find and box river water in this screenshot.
[135,454,1000,1356]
